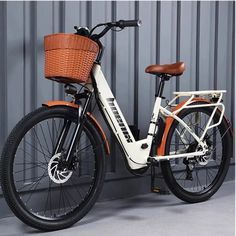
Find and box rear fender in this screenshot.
[42,101,110,155]
[157,98,233,156]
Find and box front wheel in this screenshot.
[160,103,232,203]
[1,106,106,231]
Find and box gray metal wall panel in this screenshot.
[0,2,7,152]
[159,1,177,100]
[199,1,215,90]
[217,2,233,120]
[0,1,234,215]
[115,2,136,171]
[6,2,25,133]
[91,1,112,84]
[179,1,197,92]
[37,2,54,107]
[138,1,156,137]
[116,1,135,124]
[90,1,114,171]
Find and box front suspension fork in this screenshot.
[53,90,93,170]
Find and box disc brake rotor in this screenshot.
[48,153,72,184]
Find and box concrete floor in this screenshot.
[0,181,234,236]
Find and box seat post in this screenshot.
[156,78,165,98]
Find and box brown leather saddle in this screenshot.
[145,62,185,78]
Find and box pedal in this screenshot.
[151,164,170,195]
[152,187,160,193]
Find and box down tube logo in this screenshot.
[107,98,133,143]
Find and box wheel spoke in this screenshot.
[14,164,47,174]
[10,112,99,222]
[24,140,51,159]
[166,108,226,195]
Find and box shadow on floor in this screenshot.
[14,181,235,235]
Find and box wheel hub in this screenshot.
[195,140,212,166]
[48,153,72,184]
[185,139,212,167]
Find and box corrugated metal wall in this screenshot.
[0,1,235,212]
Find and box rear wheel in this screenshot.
[1,106,106,231]
[160,104,231,203]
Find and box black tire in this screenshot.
[1,106,106,231]
[160,102,232,203]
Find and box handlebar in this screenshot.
[88,19,142,40]
[74,20,142,63]
[114,20,142,28]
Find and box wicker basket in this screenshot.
[44,33,99,84]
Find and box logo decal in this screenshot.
[107,98,133,143]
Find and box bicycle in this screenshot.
[0,20,233,231]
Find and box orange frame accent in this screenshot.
[42,101,110,155]
[157,98,209,156]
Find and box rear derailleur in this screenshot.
[183,158,196,181]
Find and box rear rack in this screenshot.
[173,89,226,96]
[163,90,226,142]
[166,90,226,109]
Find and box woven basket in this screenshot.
[44,33,99,84]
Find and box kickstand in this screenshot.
[151,164,160,193]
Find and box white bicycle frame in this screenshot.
[92,64,226,170]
